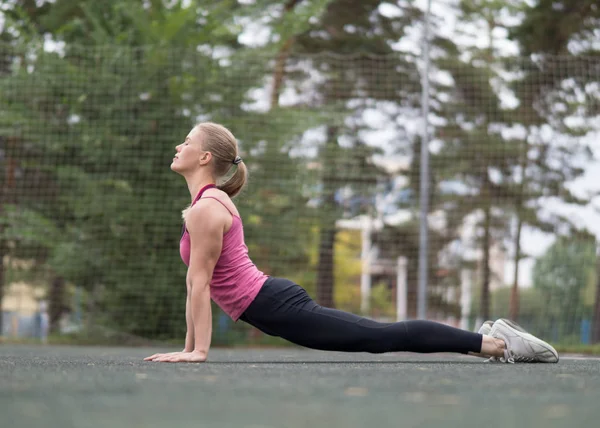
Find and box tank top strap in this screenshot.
[199,196,236,217]
[181,184,217,238]
[192,183,217,206]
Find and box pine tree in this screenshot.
[259,0,422,308]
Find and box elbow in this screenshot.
[190,281,211,311]
[187,271,211,294]
[190,278,210,296]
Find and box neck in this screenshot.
[184,171,216,202]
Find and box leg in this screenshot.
[241,278,491,355]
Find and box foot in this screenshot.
[478,319,529,362]
[489,319,559,363]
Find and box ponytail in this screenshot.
[194,122,248,198]
[218,161,248,198]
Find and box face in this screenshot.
[170,127,211,174]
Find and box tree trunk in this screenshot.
[0,136,17,336]
[510,138,528,322]
[49,275,66,334]
[269,0,302,108]
[269,0,336,308]
[0,240,4,336]
[592,249,600,344]
[87,282,99,331]
[509,218,523,320]
[315,125,339,308]
[407,254,418,319]
[271,38,295,108]
[481,203,492,321]
[316,226,336,308]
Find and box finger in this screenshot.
[149,354,167,361]
[152,355,169,362]
[144,354,160,361]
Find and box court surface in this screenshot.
[2,345,599,428]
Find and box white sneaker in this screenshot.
[478,318,527,336]
[477,320,494,336]
[489,319,559,363]
[477,321,496,362]
[478,319,529,362]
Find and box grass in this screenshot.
[3,329,600,355]
[2,336,600,355]
[554,344,600,355]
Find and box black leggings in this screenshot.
[239,277,483,354]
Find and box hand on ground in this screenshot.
[144,351,186,361]
[145,350,207,363]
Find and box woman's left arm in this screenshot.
[186,202,223,359]
[146,201,224,363]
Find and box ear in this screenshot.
[198,151,212,165]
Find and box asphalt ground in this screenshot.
[1,345,599,428]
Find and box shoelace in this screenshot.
[501,349,535,364]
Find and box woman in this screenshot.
[144,122,558,364]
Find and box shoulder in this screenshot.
[185,199,226,236]
[185,198,225,269]
[203,187,232,202]
[201,188,240,217]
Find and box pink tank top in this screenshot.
[179,184,268,321]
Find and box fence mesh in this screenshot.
[1,42,599,346]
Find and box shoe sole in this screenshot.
[491,319,559,363]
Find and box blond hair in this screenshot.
[181,122,248,220]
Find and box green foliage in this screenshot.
[0,0,324,339]
[532,236,596,319]
[272,0,422,306]
[470,235,597,340]
[430,0,596,323]
[432,10,517,319]
[1,0,598,345]
[510,0,600,55]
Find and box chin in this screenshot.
[171,164,191,178]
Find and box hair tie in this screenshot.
[233,156,243,165]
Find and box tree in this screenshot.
[593,248,600,343]
[532,234,596,338]
[506,0,599,322]
[262,0,422,308]
[430,0,597,323]
[430,14,519,321]
[510,0,600,56]
[0,0,320,338]
[3,1,237,335]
